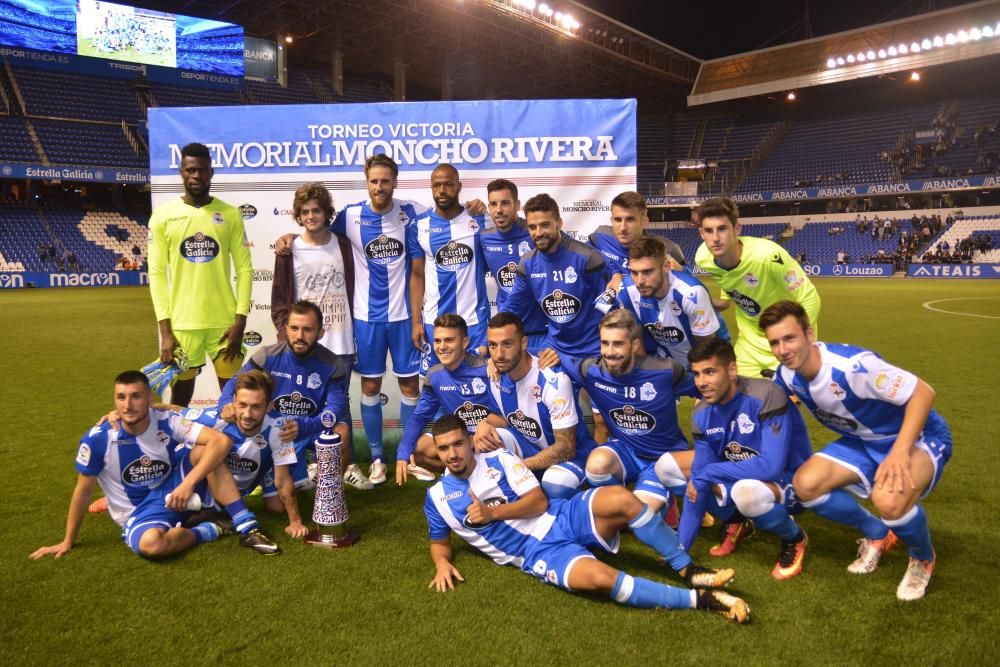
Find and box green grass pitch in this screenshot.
[2,279,998,664]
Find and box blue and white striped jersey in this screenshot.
[618,269,730,368]
[332,198,426,322]
[407,207,493,327]
[773,342,948,456]
[75,409,203,526]
[487,356,595,458]
[425,450,555,567]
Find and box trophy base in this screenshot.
[304,529,360,548]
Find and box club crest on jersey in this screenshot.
[365,234,404,264]
[156,431,170,447]
[531,385,542,402]
[398,211,409,223]
[640,382,657,401]
[669,300,682,316]
[498,261,518,289]
[307,373,322,390]
[509,410,542,440]
[122,455,170,485]
[541,289,582,323]
[435,240,474,271]
[212,212,225,225]
[468,220,479,232]
[180,232,220,263]
[564,266,578,284]
[275,392,318,417]
[726,290,762,316]
[253,434,268,449]
[518,240,531,256]
[829,382,846,399]
[608,404,656,435]
[471,377,487,395]
[456,401,490,427]
[737,413,755,434]
[744,272,759,287]
[724,442,760,462]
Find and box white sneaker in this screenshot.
[896,554,935,601]
[847,531,898,574]
[407,463,436,482]
[344,463,374,491]
[368,460,387,485]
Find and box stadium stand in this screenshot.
[649,222,789,265]
[0,115,40,162]
[13,65,144,123]
[918,216,1000,263]
[30,118,145,168]
[782,220,906,264]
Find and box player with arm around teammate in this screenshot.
[760,300,952,600]
[474,312,597,500]
[674,338,812,579]
[30,371,276,559]
[424,415,749,623]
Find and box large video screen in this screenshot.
[0,0,243,76]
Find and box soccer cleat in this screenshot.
[663,496,679,529]
[696,589,751,624]
[240,528,281,555]
[896,553,935,601]
[406,462,437,482]
[848,531,899,574]
[682,563,735,588]
[368,460,387,485]
[88,496,108,514]
[701,512,716,528]
[212,519,235,537]
[709,520,755,557]
[772,529,808,580]
[344,464,375,490]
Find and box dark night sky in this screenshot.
[576,0,976,59]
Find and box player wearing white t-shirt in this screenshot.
[30,371,279,560]
[408,164,493,373]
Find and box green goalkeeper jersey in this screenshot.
[147,197,253,330]
[695,236,821,366]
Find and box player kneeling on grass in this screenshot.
[182,370,308,542]
[424,415,749,623]
[30,371,277,560]
[671,338,812,580]
[760,300,953,600]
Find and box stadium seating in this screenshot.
[150,83,244,107]
[918,216,1000,262]
[13,65,144,123]
[30,118,145,168]
[782,221,904,264]
[0,116,41,162]
[649,222,788,265]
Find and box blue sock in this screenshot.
[803,490,888,540]
[630,504,691,572]
[360,394,384,462]
[611,571,695,610]
[192,522,220,545]
[754,505,802,542]
[708,502,738,523]
[586,471,618,488]
[225,499,259,535]
[884,505,934,561]
[399,394,418,430]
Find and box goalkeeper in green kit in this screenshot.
[694,197,820,378]
[147,142,253,406]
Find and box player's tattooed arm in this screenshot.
[429,537,464,592]
[522,428,576,471]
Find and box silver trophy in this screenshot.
[304,430,360,548]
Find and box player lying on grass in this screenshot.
[760,300,953,600]
[31,371,278,560]
[672,338,812,580]
[423,415,750,623]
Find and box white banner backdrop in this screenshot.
[148,99,637,421]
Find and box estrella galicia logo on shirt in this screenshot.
[180,232,220,263]
[498,261,518,290]
[508,409,542,440]
[364,234,404,264]
[463,496,506,529]
[541,289,582,323]
[274,392,318,417]
[726,290,762,316]
[813,408,858,432]
[608,405,656,435]
[435,240,474,270]
[645,323,684,346]
[225,452,259,475]
[239,204,257,220]
[455,401,490,428]
[724,442,760,462]
[121,455,169,486]
[242,331,262,346]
